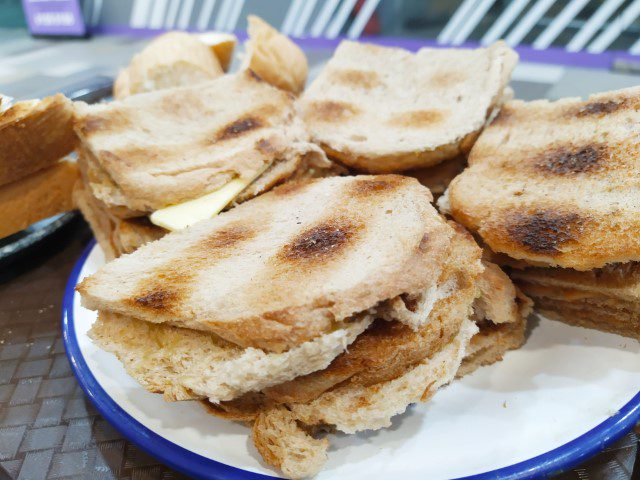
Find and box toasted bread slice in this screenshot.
[520,279,640,340]
[74,180,165,259]
[115,31,224,99]
[407,156,466,198]
[244,15,308,95]
[289,320,477,434]
[0,94,76,186]
[74,71,326,215]
[263,224,482,403]
[89,311,371,402]
[510,263,640,303]
[73,180,119,260]
[458,315,527,377]
[251,321,476,478]
[0,160,78,239]
[449,86,640,270]
[79,175,453,352]
[513,270,640,339]
[300,41,516,173]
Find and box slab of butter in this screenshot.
[197,32,237,71]
[150,162,269,231]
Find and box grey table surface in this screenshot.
[0,28,638,480]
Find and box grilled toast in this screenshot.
[448,86,640,271]
[300,41,517,173]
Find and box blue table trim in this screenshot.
[63,241,640,479]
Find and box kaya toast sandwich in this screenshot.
[79,175,487,478]
[298,40,517,175]
[445,85,640,340]
[73,70,341,258]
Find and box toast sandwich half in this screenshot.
[299,41,517,174]
[445,85,640,340]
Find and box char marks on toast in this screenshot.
[78,175,453,352]
[300,40,517,173]
[449,85,640,270]
[73,71,326,215]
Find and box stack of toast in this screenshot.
[70,19,536,477]
[79,175,528,478]
[445,87,640,341]
[4,12,635,479]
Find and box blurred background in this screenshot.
[2,0,640,101]
[2,0,640,49]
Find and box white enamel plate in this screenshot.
[63,242,640,480]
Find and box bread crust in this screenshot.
[0,160,78,238]
[74,180,165,259]
[79,176,454,352]
[300,41,517,172]
[0,94,76,186]
[245,15,308,95]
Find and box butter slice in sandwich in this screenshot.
[197,32,237,71]
[150,163,270,231]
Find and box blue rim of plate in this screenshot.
[63,240,640,480]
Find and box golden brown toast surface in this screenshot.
[449,86,640,270]
[79,175,453,352]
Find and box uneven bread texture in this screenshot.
[407,156,466,198]
[89,311,371,402]
[289,320,478,434]
[74,180,164,260]
[448,86,640,270]
[457,315,527,377]
[74,71,325,215]
[536,300,640,341]
[264,223,483,404]
[0,160,78,238]
[0,94,77,186]
[515,275,640,340]
[78,175,453,352]
[115,31,223,99]
[510,262,640,303]
[74,180,119,260]
[253,406,328,479]
[250,322,476,478]
[299,41,517,173]
[245,15,308,95]
[474,261,533,324]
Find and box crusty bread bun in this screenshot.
[0,94,76,186]
[244,15,308,95]
[114,31,224,99]
[0,160,78,239]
